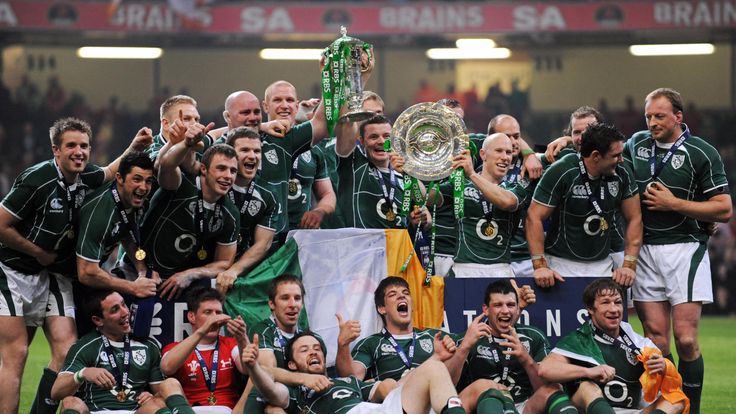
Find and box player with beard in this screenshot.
[239,274,329,414]
[436,133,532,278]
[161,287,248,413]
[623,88,731,413]
[0,117,152,414]
[51,290,197,414]
[445,279,577,414]
[139,126,240,300]
[212,127,277,295]
[526,123,642,288]
[539,279,685,414]
[243,330,468,414]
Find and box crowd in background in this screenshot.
[1,75,734,314]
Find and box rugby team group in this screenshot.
[0,55,729,414]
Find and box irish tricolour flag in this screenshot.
[224,228,444,365]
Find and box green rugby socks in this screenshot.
[586,397,615,414]
[679,355,703,414]
[29,367,59,414]
[545,390,578,414]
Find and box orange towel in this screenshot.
[637,347,690,414]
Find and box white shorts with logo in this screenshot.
[634,243,712,305]
[547,255,612,277]
[0,261,76,326]
[451,262,513,278]
[511,259,533,278]
[347,385,404,414]
[434,254,454,278]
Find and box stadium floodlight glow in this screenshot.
[259,48,324,60]
[77,47,163,59]
[629,43,715,56]
[426,47,511,60]
[455,38,496,50]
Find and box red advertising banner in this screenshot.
[0,1,734,35]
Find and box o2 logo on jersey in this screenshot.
[375,199,400,224]
[331,389,353,400]
[174,234,197,254]
[604,379,631,406]
[476,219,499,241]
[583,215,606,236]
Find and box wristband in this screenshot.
[531,256,548,270]
[73,368,86,384]
[622,255,637,271]
[520,148,535,157]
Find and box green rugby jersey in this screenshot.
[337,146,406,229]
[139,175,239,277]
[440,179,531,265]
[458,324,549,403]
[76,183,144,264]
[287,147,329,231]
[624,129,729,245]
[230,182,277,259]
[60,331,164,411]
[288,376,375,414]
[351,328,442,381]
[248,317,317,369]
[258,122,313,237]
[314,137,345,229]
[0,159,105,274]
[532,153,637,261]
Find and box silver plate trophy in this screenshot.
[391,102,469,182]
[337,27,373,124]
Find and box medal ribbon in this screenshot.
[100,334,131,397]
[54,160,81,236]
[195,184,222,257]
[503,158,522,184]
[382,328,415,369]
[270,315,299,353]
[451,169,465,220]
[480,187,495,228]
[193,338,220,396]
[375,166,397,221]
[227,180,256,215]
[110,183,145,260]
[649,124,690,182]
[592,323,642,357]
[576,154,606,216]
[490,337,513,383]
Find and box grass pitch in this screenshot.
[19,316,736,413]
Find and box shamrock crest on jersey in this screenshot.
[132,349,147,366]
[265,149,278,165]
[671,154,685,169]
[419,338,433,354]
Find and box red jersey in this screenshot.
[162,336,242,408]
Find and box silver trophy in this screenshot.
[337,27,374,124]
[391,102,469,182]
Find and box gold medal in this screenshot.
[116,390,126,402]
[599,217,609,232]
[484,225,495,237]
[288,180,298,194]
[301,407,309,414]
[385,210,396,221]
[67,229,75,239]
[197,248,208,261]
[135,248,146,261]
[207,393,217,405]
